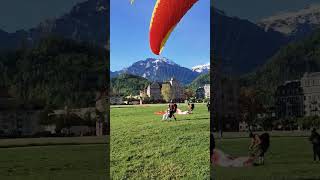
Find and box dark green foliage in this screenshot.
[0,36,107,108]
[242,30,320,105]
[188,73,209,91]
[297,116,320,130]
[110,73,150,96]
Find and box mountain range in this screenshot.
[1,0,319,86]
[0,0,108,108]
[192,63,210,74]
[258,4,320,39]
[213,5,320,75]
[111,58,208,85]
[0,0,108,52]
[212,8,289,75]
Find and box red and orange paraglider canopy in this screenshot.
[149,0,199,55]
[130,0,198,55]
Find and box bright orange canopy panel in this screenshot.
[149,0,198,55]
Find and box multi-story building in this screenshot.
[142,77,185,102]
[169,78,184,101]
[204,84,210,99]
[301,72,320,116]
[146,82,162,100]
[275,80,304,119]
[195,87,205,99]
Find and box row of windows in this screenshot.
[302,79,320,86]
[278,89,301,95]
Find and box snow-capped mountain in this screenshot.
[0,0,108,51]
[192,63,210,73]
[258,4,320,39]
[114,58,200,84]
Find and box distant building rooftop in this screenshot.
[303,72,320,77]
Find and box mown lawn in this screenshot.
[111,103,210,179]
[214,135,320,180]
[0,137,108,180]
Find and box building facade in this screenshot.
[275,80,304,119]
[146,82,162,100]
[169,78,184,101]
[301,72,320,116]
[204,84,210,99]
[195,87,205,99]
[142,78,185,102]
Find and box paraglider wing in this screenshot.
[149,0,199,55]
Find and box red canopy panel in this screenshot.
[149,0,198,55]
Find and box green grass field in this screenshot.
[0,136,108,180]
[214,133,320,180]
[111,103,210,179]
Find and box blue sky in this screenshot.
[110,0,210,71]
[0,0,85,33]
[215,0,320,22]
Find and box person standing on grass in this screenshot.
[207,101,210,112]
[309,128,320,161]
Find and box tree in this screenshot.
[184,88,195,100]
[111,73,150,96]
[239,87,265,131]
[0,36,107,108]
[161,84,172,102]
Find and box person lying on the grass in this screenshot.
[309,128,320,161]
[211,149,255,167]
[210,132,255,167]
[211,133,269,167]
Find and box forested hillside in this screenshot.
[0,36,107,108]
[242,30,320,105]
[188,73,209,91]
[110,73,150,96]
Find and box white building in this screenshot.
[301,72,320,116]
[204,84,210,99]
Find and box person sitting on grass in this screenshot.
[187,103,195,113]
[309,128,320,161]
[249,132,270,165]
[162,107,170,120]
[167,101,177,120]
[249,132,262,160]
[162,101,176,121]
